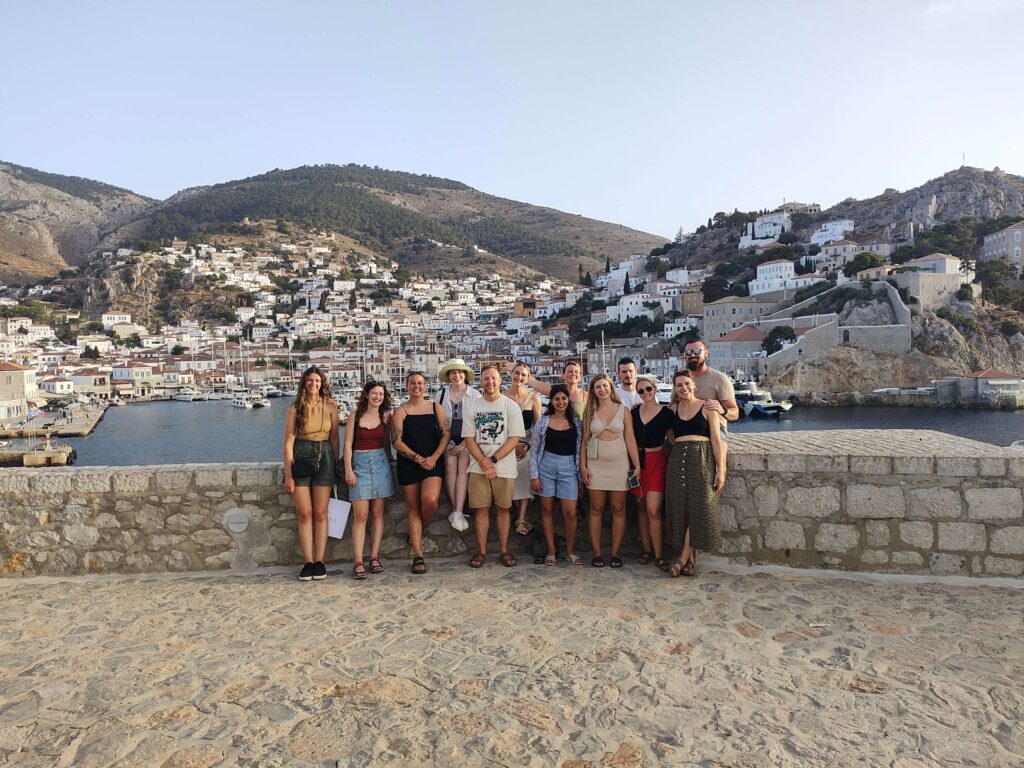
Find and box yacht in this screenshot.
[231,391,268,409]
[1010,440,1024,452]
[655,380,673,404]
[173,388,201,402]
[258,384,284,398]
[739,383,793,419]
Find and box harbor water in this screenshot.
[36,400,1024,467]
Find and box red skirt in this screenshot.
[632,446,667,497]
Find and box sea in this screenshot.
[40,399,1024,466]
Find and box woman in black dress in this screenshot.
[391,371,450,574]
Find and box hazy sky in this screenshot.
[4,0,1023,239]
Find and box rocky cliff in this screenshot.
[0,162,153,284]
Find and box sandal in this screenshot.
[567,553,583,565]
[499,552,518,567]
[681,559,696,577]
[469,552,487,568]
[668,559,685,578]
[543,554,557,566]
[353,562,367,580]
[591,555,605,568]
[368,556,383,574]
[515,520,533,536]
[638,551,652,565]
[655,557,670,573]
[411,556,427,575]
[610,556,623,569]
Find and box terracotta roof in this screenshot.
[964,368,1019,379]
[714,326,766,342]
[0,361,32,371]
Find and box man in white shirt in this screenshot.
[463,364,526,567]
[615,357,642,408]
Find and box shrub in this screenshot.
[956,284,974,301]
[1000,320,1021,337]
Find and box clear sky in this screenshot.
[4,0,1023,239]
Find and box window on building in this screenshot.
[1016,231,1022,242]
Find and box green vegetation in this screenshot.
[936,304,979,333]
[843,251,886,277]
[574,316,660,344]
[956,284,974,301]
[762,325,795,354]
[792,285,870,318]
[793,278,835,303]
[3,161,147,204]
[1000,320,1022,336]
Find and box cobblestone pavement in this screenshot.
[1,560,1022,767]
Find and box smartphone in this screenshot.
[627,470,641,490]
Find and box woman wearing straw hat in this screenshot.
[437,357,481,532]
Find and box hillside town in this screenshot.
[3,212,1024,432]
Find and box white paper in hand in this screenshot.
[327,495,351,539]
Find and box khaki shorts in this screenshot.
[468,473,514,510]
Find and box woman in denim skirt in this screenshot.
[529,385,583,565]
[342,381,396,580]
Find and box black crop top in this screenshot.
[522,409,535,431]
[543,424,576,456]
[631,406,674,450]
[672,404,711,438]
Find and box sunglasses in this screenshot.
[637,386,655,394]
[683,350,704,357]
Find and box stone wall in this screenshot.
[2,430,1022,579]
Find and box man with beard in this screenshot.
[683,340,738,425]
[615,357,642,409]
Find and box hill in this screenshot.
[0,161,154,284]
[105,165,666,281]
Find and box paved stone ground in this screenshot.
[1,560,1022,767]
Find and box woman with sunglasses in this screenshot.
[529,384,583,565]
[579,374,641,568]
[665,370,726,577]
[283,366,341,582]
[391,371,451,574]
[630,374,674,571]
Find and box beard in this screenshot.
[686,358,701,371]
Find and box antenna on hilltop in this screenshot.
[962,151,965,167]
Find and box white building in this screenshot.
[665,268,691,286]
[979,220,1024,273]
[739,212,791,249]
[101,312,132,331]
[810,220,855,246]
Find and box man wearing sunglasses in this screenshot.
[683,340,738,425]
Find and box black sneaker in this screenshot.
[312,561,327,580]
[298,562,315,581]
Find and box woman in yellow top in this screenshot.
[283,366,341,582]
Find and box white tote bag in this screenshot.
[327,490,352,539]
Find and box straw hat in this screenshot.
[438,358,475,382]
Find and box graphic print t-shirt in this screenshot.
[462,394,525,479]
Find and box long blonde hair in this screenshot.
[292,366,332,433]
[582,373,621,428]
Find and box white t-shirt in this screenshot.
[616,386,642,409]
[463,394,526,479]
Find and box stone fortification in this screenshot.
[1,430,1022,579]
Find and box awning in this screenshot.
[28,397,48,407]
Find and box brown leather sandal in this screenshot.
[469,552,486,568]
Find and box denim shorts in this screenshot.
[537,452,579,500]
[350,448,396,501]
[293,439,335,488]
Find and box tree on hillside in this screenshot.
[82,345,100,360]
[623,274,632,294]
[702,275,732,303]
[581,271,593,286]
[975,258,1018,306]
[674,227,685,243]
[843,251,887,277]
[171,344,186,356]
[373,321,381,334]
[605,256,611,274]
[778,231,799,245]
[762,326,796,355]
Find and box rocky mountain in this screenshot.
[0,162,154,284]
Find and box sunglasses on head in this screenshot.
[637,386,655,394]
[683,349,703,357]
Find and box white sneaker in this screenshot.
[448,511,469,532]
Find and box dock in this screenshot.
[0,402,108,440]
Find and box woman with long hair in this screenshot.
[342,380,395,580]
[631,373,673,571]
[507,359,588,418]
[391,371,450,574]
[665,370,726,578]
[530,384,583,565]
[506,362,542,537]
[283,366,341,582]
[579,374,641,568]
[437,358,480,533]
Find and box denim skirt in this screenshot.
[350,448,396,501]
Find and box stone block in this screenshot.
[237,467,277,487]
[752,486,779,517]
[136,506,165,532]
[989,526,1024,555]
[94,513,120,529]
[929,553,966,575]
[31,474,73,494]
[277,494,293,506]
[847,485,905,519]
[766,455,807,474]
[14,530,61,549]
[49,548,78,574]
[720,504,737,532]
[154,470,193,490]
[966,488,1023,522]
[892,551,924,566]
[861,550,890,565]
[937,522,986,552]
[194,468,235,488]
[112,472,151,493]
[898,521,934,549]
[72,471,113,493]
[0,473,30,494]
[814,524,859,553]
[63,524,100,547]
[729,453,765,471]
[192,529,232,548]
[722,536,753,554]
[241,492,261,502]
[166,551,192,571]
[936,457,977,477]
[865,520,890,546]
[1008,457,1024,479]
[984,556,1024,577]
[251,546,280,565]
[763,521,806,551]
[893,456,934,475]
[117,530,140,549]
[721,478,747,501]
[908,488,962,520]
[204,552,233,570]
[805,455,849,473]
[849,456,893,476]
[84,551,123,572]
[978,458,1007,477]
[165,513,209,533]
[785,486,840,519]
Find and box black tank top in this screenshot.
[522,409,535,430]
[672,403,711,439]
[543,424,576,456]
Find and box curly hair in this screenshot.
[353,380,392,424]
[292,366,332,433]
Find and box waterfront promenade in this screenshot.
[0,563,1021,766]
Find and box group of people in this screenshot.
[281,340,736,582]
